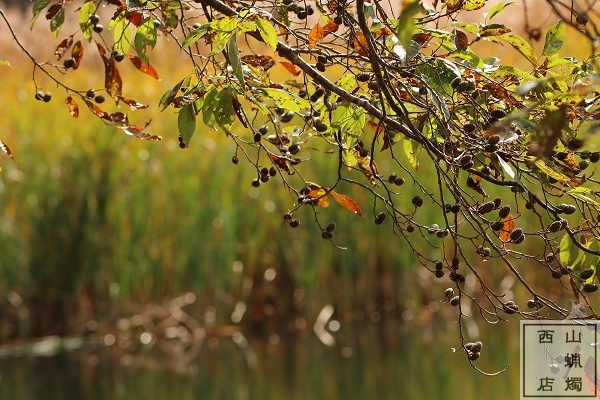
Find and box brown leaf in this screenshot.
[0,139,14,161]
[270,154,291,174]
[65,96,79,118]
[97,44,122,97]
[241,55,275,70]
[279,61,301,76]
[55,36,73,60]
[562,153,581,173]
[482,82,521,107]
[354,149,379,184]
[110,112,129,125]
[373,26,393,37]
[118,96,148,110]
[454,30,469,51]
[121,124,162,141]
[71,41,84,70]
[126,11,144,26]
[84,100,111,122]
[128,55,159,79]
[352,33,369,56]
[308,23,324,49]
[330,190,364,216]
[412,32,432,46]
[45,4,62,20]
[499,215,516,243]
[322,21,340,36]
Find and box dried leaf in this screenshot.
[330,190,364,216]
[353,33,369,56]
[322,21,339,36]
[0,139,14,161]
[308,23,324,49]
[499,215,516,242]
[45,3,61,20]
[306,183,330,207]
[270,154,291,174]
[110,112,129,125]
[84,100,111,121]
[97,43,122,97]
[121,124,162,140]
[412,32,432,46]
[241,55,275,70]
[71,40,83,70]
[118,96,148,110]
[128,55,159,79]
[55,36,73,60]
[65,96,79,118]
[562,153,581,173]
[279,61,301,76]
[126,11,144,26]
[454,30,468,51]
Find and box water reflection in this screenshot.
[0,321,520,399]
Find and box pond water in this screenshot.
[0,321,521,399]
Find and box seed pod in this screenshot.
[388,173,397,183]
[375,212,386,225]
[460,155,473,167]
[590,152,599,163]
[552,269,562,279]
[325,222,337,232]
[491,221,504,231]
[557,204,576,214]
[527,299,537,308]
[580,269,594,280]
[545,253,555,263]
[477,202,495,215]
[434,270,445,278]
[289,143,300,154]
[412,196,424,207]
[451,257,460,269]
[548,220,563,233]
[503,301,518,314]
[356,72,371,82]
[394,177,405,186]
[498,205,511,219]
[450,296,460,306]
[451,204,461,213]
[463,122,475,134]
[510,228,524,242]
[309,87,325,102]
[472,341,482,353]
[444,288,454,298]
[490,109,507,119]
[283,212,292,222]
[584,283,598,293]
[289,219,300,228]
[321,230,333,239]
[559,219,569,230]
[487,135,501,145]
[450,77,462,89]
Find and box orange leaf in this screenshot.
[562,153,581,173]
[279,61,301,76]
[367,121,385,134]
[241,55,275,70]
[305,182,330,207]
[499,215,516,242]
[55,36,73,60]
[322,21,339,36]
[308,23,324,49]
[126,11,144,26]
[65,96,79,118]
[128,55,159,79]
[97,44,122,97]
[71,41,83,70]
[331,190,364,216]
[0,139,14,161]
[353,33,369,56]
[118,96,148,110]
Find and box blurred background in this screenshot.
[0,1,593,398]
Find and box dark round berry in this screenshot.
[253,133,262,143]
[434,270,444,278]
[94,95,105,104]
[333,16,343,25]
[35,91,44,100]
[584,283,598,293]
[321,230,333,240]
[468,351,480,361]
[463,122,475,133]
[289,143,300,155]
[315,62,326,72]
[451,257,460,269]
[325,222,336,232]
[315,122,328,132]
[590,152,599,163]
[580,160,589,170]
[90,14,100,25]
[306,5,314,15]
[435,262,443,271]
[251,178,261,187]
[576,13,588,25]
[527,299,537,309]
[275,107,285,115]
[93,24,104,33]
[580,269,594,280]
[85,89,95,99]
[269,167,277,177]
[258,125,268,135]
[450,77,462,89]
[297,10,307,19]
[309,88,325,102]
[231,155,239,165]
[450,296,460,306]
[490,109,507,119]
[412,196,423,207]
[63,58,75,69]
[357,72,371,82]
[552,269,562,279]
[498,205,511,219]
[406,224,415,233]
[444,288,454,298]
[283,212,293,221]
[298,88,307,98]
[375,211,386,225]
[289,219,300,228]
[317,55,327,64]
[113,52,125,62]
[43,93,52,102]
[545,253,555,263]
[388,173,397,183]
[368,81,379,91]
[281,111,295,123]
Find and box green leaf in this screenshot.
[486,1,514,20]
[78,2,96,42]
[227,35,245,88]
[134,18,157,65]
[50,7,65,37]
[542,20,566,56]
[112,15,132,53]
[428,88,450,121]
[498,33,537,65]
[462,0,486,11]
[452,50,483,69]
[211,17,239,33]
[182,24,209,48]
[201,87,235,130]
[263,88,309,113]
[178,104,196,146]
[30,0,51,29]
[332,103,365,136]
[395,0,420,48]
[559,233,571,265]
[256,18,278,51]
[403,139,419,170]
[416,58,460,97]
